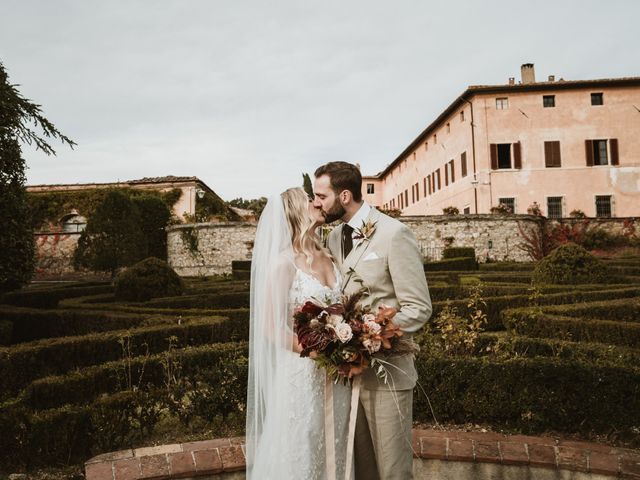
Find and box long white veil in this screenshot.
[245,194,297,478]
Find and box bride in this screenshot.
[245,187,354,479]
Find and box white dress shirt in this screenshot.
[345,202,372,250]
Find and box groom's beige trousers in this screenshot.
[354,388,413,480]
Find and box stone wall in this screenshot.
[166,214,547,275]
[401,214,544,262]
[33,216,636,278]
[166,223,257,276]
[33,232,81,278]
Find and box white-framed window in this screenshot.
[546,196,564,219]
[499,197,516,213]
[595,195,613,217]
[496,97,509,110]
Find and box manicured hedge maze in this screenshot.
[1,256,639,471]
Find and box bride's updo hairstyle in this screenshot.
[281,187,324,271]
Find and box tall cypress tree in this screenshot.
[0,62,75,292]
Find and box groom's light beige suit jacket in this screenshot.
[329,207,432,390]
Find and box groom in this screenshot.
[313,161,432,480]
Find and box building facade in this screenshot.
[362,65,640,218]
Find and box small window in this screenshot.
[593,140,608,165]
[415,182,419,202]
[424,141,428,151]
[446,122,451,133]
[496,97,509,110]
[460,110,465,122]
[547,197,563,218]
[544,141,561,167]
[543,95,555,108]
[595,195,612,217]
[591,93,604,106]
[436,169,441,190]
[366,183,375,194]
[449,159,455,183]
[423,177,427,196]
[461,151,468,177]
[433,134,437,144]
[427,175,432,195]
[463,206,471,214]
[404,189,408,207]
[499,197,515,213]
[498,144,512,169]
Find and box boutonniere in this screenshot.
[353,220,377,241]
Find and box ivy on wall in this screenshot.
[27,188,183,231]
[191,190,242,223]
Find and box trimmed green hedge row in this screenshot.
[0,315,248,401]
[502,309,640,348]
[473,333,640,368]
[1,283,113,309]
[413,354,640,438]
[479,262,535,271]
[425,257,478,271]
[441,286,640,331]
[442,247,476,259]
[3,343,639,467]
[0,307,167,344]
[0,342,248,468]
[141,292,250,309]
[537,297,640,322]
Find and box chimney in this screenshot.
[508,77,515,85]
[521,63,535,84]
[548,75,555,82]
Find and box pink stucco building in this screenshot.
[362,64,640,218]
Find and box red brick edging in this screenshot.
[85,429,640,479]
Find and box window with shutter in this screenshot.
[610,138,619,165]
[513,142,522,169]
[437,169,441,190]
[461,152,467,177]
[490,144,498,170]
[497,144,511,169]
[585,140,594,166]
[450,160,455,182]
[544,141,561,167]
[445,165,449,186]
[415,183,419,202]
[592,140,608,165]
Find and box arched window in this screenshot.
[59,210,87,233]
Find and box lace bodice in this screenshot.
[289,263,343,307]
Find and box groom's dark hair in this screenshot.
[314,161,363,202]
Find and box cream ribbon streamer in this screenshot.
[325,375,361,480]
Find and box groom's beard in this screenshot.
[322,199,346,224]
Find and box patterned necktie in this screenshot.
[342,224,354,259]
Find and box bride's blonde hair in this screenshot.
[281,187,325,270]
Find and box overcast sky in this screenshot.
[1,0,638,199]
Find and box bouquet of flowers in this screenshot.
[293,291,419,382]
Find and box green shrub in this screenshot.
[1,283,113,309]
[424,257,478,271]
[0,307,154,343]
[532,243,606,285]
[413,355,640,437]
[131,195,172,261]
[114,257,184,302]
[0,315,245,401]
[0,320,12,345]
[502,309,640,348]
[443,247,476,259]
[74,190,148,276]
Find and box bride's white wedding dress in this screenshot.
[250,264,354,479]
[246,195,355,480]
